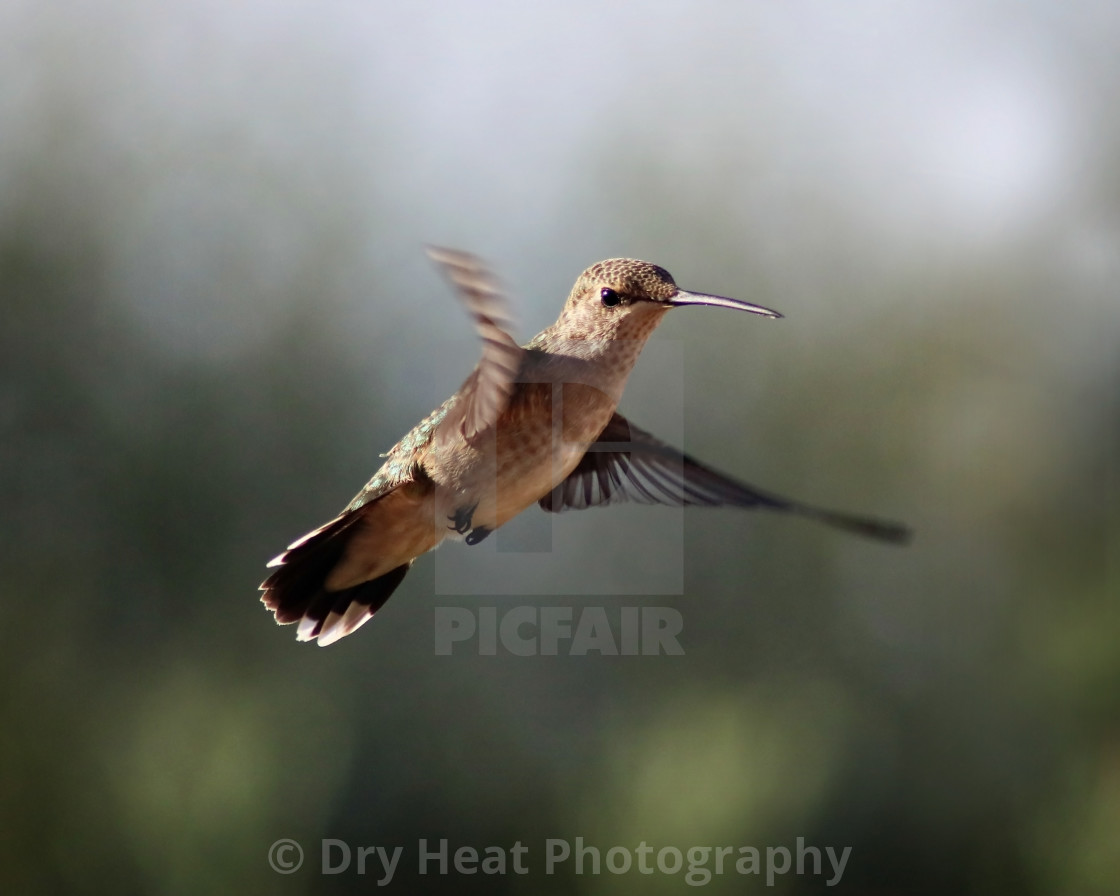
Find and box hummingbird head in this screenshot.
[554,258,781,346]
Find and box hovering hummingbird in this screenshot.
[261,248,909,645]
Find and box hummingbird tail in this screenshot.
[260,512,411,646]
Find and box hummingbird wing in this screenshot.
[426,247,523,445]
[539,412,910,543]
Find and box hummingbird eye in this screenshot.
[600,287,623,307]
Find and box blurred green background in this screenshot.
[2,1,1117,893]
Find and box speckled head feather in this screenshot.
[527,258,684,356]
[566,258,679,307]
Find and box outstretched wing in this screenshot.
[426,247,523,446]
[539,412,911,543]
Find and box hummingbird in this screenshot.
[261,248,909,646]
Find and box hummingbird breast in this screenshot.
[423,376,620,534]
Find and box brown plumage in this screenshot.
[260,248,910,646]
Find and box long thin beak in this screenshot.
[670,289,782,319]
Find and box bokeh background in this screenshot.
[2,1,1118,893]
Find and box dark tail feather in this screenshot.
[260,512,411,646]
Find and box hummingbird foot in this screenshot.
[465,527,492,546]
[448,502,479,535]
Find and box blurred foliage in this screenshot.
[2,2,1119,895]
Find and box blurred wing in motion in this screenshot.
[426,247,523,446]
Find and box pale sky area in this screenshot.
[1,0,1115,363]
